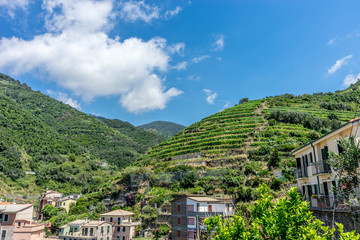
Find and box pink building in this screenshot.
[0,203,45,240]
[100,210,140,240]
[13,220,45,240]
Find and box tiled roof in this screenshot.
[100,209,134,217]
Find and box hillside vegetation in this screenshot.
[138,121,186,138]
[0,73,164,197]
[104,83,360,230]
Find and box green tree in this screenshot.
[204,184,360,239]
[41,204,60,220]
[267,149,280,170]
[328,136,360,231]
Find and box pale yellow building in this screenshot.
[55,197,77,213]
[292,117,360,209]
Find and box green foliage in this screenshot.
[205,184,360,239]
[137,121,185,139]
[239,98,249,104]
[180,171,199,189]
[41,204,60,220]
[267,149,280,170]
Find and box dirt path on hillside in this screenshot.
[243,101,268,158]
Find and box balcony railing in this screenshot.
[296,169,308,178]
[311,161,331,175]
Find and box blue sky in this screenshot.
[0,0,360,126]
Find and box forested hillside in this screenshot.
[0,73,164,196]
[138,121,186,138]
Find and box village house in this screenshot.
[171,195,234,240]
[58,219,113,240]
[39,191,81,218]
[0,203,45,240]
[293,117,360,209]
[54,194,81,213]
[99,209,141,240]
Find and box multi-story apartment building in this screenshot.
[171,195,234,240]
[58,219,113,240]
[293,118,360,209]
[0,203,45,240]
[99,209,141,240]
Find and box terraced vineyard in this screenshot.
[140,99,265,162]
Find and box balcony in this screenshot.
[311,161,331,175]
[296,169,308,179]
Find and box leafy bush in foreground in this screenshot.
[205,184,360,239]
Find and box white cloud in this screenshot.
[222,101,230,109]
[0,0,29,17]
[167,43,185,55]
[343,73,360,87]
[203,89,217,104]
[164,6,182,20]
[326,38,336,46]
[213,34,224,51]
[0,0,182,113]
[120,0,159,23]
[189,74,200,81]
[328,55,352,74]
[173,61,187,71]
[191,55,210,63]
[47,90,81,110]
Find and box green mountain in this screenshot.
[137,121,186,138]
[0,73,164,196]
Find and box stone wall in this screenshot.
[311,209,358,232]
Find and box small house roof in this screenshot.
[100,209,134,217]
[187,196,220,202]
[0,204,33,213]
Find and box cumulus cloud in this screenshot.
[328,55,352,74]
[343,73,360,87]
[120,0,159,23]
[0,0,29,17]
[213,34,225,51]
[173,61,187,71]
[164,6,182,20]
[0,0,183,113]
[204,89,217,104]
[47,90,81,110]
[191,55,210,63]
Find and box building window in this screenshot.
[208,205,212,212]
[122,227,126,232]
[309,152,313,163]
[84,228,88,236]
[116,237,120,240]
[188,217,195,225]
[107,226,110,234]
[187,205,194,212]
[1,230,6,239]
[117,227,120,232]
[177,204,181,212]
[177,230,181,238]
[177,217,181,224]
[4,214,8,222]
[101,227,104,233]
[117,218,121,225]
[101,217,105,221]
[63,202,66,206]
[188,230,194,239]
[110,217,113,222]
[90,228,93,236]
[122,237,125,240]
